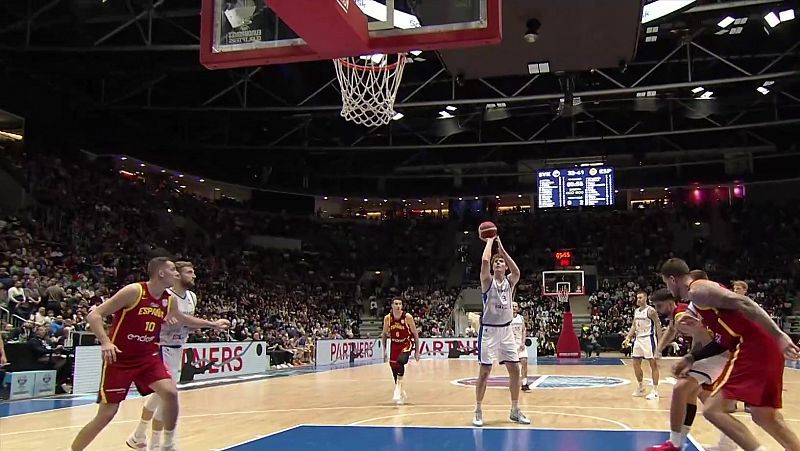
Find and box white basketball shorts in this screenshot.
[478,325,519,365]
[632,335,657,359]
[160,346,183,384]
[688,353,730,386]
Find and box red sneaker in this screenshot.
[645,441,680,451]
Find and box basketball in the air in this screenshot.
[478,221,497,240]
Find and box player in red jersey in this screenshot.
[646,284,735,451]
[382,298,420,405]
[71,257,229,451]
[661,258,800,451]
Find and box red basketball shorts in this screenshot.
[98,353,172,404]
[711,339,784,408]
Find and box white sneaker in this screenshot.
[510,409,531,425]
[645,391,659,400]
[392,386,401,403]
[125,434,147,450]
[472,410,483,427]
[399,390,408,405]
[632,387,646,397]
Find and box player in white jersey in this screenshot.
[127,261,199,451]
[623,290,662,400]
[473,236,530,427]
[510,302,530,391]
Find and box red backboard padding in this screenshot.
[268,0,370,58]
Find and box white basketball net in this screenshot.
[557,288,570,304]
[333,53,407,127]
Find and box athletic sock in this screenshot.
[511,400,519,411]
[133,419,150,438]
[151,430,163,448]
[522,377,528,386]
[162,430,175,446]
[669,431,683,446]
[475,402,482,412]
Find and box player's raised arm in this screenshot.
[405,313,421,361]
[689,280,799,360]
[656,323,675,355]
[495,237,520,286]
[86,283,142,363]
[480,236,496,292]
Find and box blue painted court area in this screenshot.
[223,425,701,451]
[536,357,624,366]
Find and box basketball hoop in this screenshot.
[557,288,570,305]
[333,53,407,127]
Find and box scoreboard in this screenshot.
[537,166,615,208]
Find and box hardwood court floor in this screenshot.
[1,358,798,450]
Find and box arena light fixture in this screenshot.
[438,111,454,119]
[698,91,714,99]
[363,198,368,202]
[409,50,422,56]
[178,174,184,178]
[474,196,479,200]
[717,16,735,28]
[343,197,348,201]
[779,9,795,22]
[139,163,146,167]
[160,169,166,173]
[445,106,457,112]
[641,0,697,24]
[764,11,780,27]
[0,130,23,140]
[517,194,523,198]
[458,197,463,201]
[645,35,657,42]
[120,156,127,160]
[392,112,404,121]
[757,86,770,95]
[527,62,550,75]
[691,86,705,94]
[216,188,222,192]
[199,178,205,182]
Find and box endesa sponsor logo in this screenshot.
[127,334,156,342]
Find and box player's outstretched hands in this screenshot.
[672,355,693,378]
[101,341,121,363]
[213,319,231,331]
[778,332,800,361]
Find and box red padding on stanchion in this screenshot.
[269,0,370,58]
[556,312,581,358]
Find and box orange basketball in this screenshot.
[478,221,497,240]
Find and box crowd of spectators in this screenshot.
[0,151,797,375]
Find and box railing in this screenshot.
[0,305,28,327]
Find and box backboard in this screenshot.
[542,270,585,296]
[200,0,501,69]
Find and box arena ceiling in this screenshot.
[1,0,799,197]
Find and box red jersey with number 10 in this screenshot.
[108,282,171,357]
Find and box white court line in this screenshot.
[3,402,797,436]
[687,433,707,451]
[529,374,548,388]
[212,424,304,451]
[347,409,632,430]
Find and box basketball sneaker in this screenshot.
[400,390,408,405]
[521,383,531,392]
[392,385,401,403]
[472,410,483,427]
[645,441,680,451]
[125,434,147,450]
[645,391,660,400]
[510,409,531,425]
[632,386,646,397]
